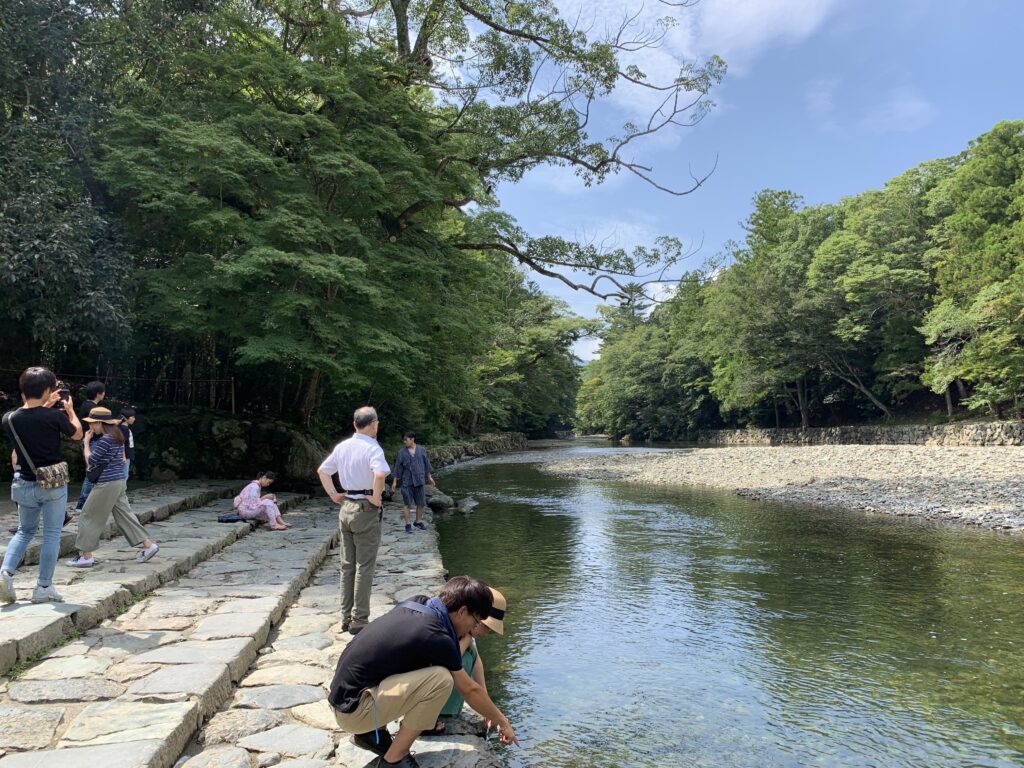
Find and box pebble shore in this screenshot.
[543,445,1024,531]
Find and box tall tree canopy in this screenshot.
[1,0,723,439]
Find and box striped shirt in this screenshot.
[88,435,127,484]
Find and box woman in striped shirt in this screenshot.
[67,407,158,568]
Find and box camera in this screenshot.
[55,388,70,405]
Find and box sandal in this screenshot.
[419,717,450,738]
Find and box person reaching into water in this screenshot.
[329,576,519,768]
[425,587,507,737]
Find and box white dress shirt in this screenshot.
[318,433,390,498]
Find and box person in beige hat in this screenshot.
[67,407,158,568]
[329,577,518,768]
[427,587,507,736]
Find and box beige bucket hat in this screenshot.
[482,587,506,635]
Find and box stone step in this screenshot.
[176,502,500,768]
[0,499,339,768]
[1,481,241,567]
[0,493,307,677]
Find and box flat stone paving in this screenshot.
[0,489,305,676]
[0,498,338,768]
[180,504,503,768]
[0,481,240,567]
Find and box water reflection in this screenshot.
[435,448,1024,767]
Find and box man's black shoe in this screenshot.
[375,755,420,768]
[351,729,393,757]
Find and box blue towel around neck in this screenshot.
[426,596,460,650]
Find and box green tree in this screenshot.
[922,121,1024,416]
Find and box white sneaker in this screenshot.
[0,570,15,604]
[136,543,159,563]
[67,555,95,568]
[31,584,64,603]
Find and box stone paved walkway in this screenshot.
[0,495,505,768]
[179,502,503,768]
[0,499,338,768]
[0,489,304,675]
[0,481,240,567]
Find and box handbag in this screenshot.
[3,410,70,491]
[86,459,107,484]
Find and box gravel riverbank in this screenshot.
[543,445,1024,531]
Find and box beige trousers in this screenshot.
[339,498,382,623]
[333,666,454,734]
[76,479,149,552]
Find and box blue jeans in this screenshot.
[124,459,131,480]
[3,480,68,587]
[75,476,95,510]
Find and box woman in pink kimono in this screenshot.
[234,472,290,530]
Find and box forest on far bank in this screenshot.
[1,0,729,443]
[578,121,1024,440]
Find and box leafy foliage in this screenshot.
[578,122,1024,437]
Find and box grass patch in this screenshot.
[5,627,83,680]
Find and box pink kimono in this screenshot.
[233,481,283,526]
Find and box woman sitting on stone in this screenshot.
[234,471,290,530]
[68,407,159,567]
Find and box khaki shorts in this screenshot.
[334,666,453,734]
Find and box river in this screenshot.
[435,444,1024,767]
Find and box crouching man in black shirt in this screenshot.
[329,575,520,767]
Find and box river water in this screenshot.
[434,445,1024,767]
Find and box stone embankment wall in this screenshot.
[693,422,1024,447]
[430,433,528,469]
[80,409,525,485]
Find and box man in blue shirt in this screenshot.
[391,430,434,534]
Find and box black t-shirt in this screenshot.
[78,400,106,421]
[3,407,76,481]
[328,596,463,713]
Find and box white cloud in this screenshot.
[573,337,603,362]
[553,0,843,111]
[696,0,842,72]
[861,87,935,134]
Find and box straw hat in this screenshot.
[482,587,506,635]
[82,406,120,425]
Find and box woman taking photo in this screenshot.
[0,366,83,604]
[67,407,158,567]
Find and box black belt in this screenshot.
[344,489,374,497]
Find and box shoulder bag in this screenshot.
[85,436,115,483]
[3,409,70,490]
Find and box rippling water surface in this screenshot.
[434,444,1024,767]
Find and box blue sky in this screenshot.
[493,0,1024,359]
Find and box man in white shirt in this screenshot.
[318,406,390,634]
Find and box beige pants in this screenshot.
[334,667,454,734]
[339,498,381,623]
[76,479,149,552]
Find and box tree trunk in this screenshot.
[945,383,954,419]
[774,398,781,430]
[955,378,968,399]
[796,378,810,430]
[300,369,322,426]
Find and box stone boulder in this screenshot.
[425,485,454,512]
